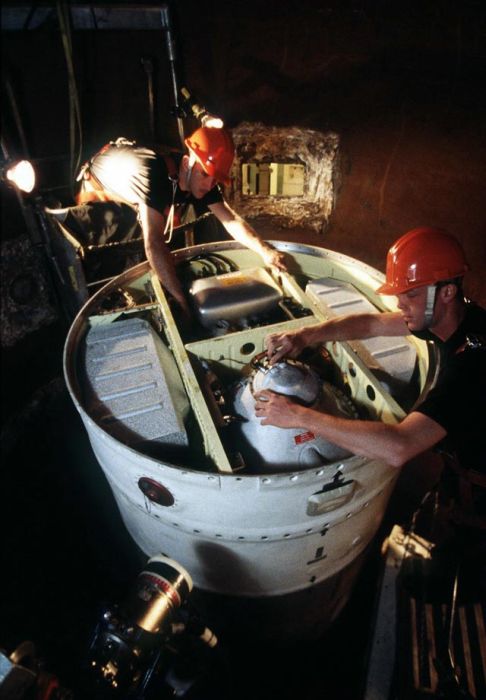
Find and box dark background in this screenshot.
[1,1,485,697]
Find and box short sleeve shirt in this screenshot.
[412,302,486,472]
[87,141,224,217]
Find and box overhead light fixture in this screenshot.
[200,113,224,129]
[180,87,225,129]
[1,159,36,193]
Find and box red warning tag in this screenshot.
[294,431,315,444]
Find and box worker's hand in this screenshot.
[261,247,288,272]
[265,329,307,364]
[254,390,303,428]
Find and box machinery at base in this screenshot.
[0,642,73,700]
[0,557,224,700]
[86,555,223,699]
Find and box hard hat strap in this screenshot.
[423,284,437,328]
[185,152,197,188]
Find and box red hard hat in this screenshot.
[377,227,469,295]
[184,126,235,186]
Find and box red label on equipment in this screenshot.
[294,431,315,444]
[137,573,180,607]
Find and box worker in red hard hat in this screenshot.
[76,127,287,316]
[258,227,485,539]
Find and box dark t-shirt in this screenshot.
[412,302,486,472]
[87,141,224,217]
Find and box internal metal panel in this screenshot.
[306,277,417,384]
[84,317,189,448]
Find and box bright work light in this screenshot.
[2,159,36,193]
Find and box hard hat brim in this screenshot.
[376,281,397,295]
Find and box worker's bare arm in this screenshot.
[138,203,191,315]
[254,392,446,468]
[266,312,408,363]
[209,201,287,271]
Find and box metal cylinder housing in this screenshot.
[232,359,358,471]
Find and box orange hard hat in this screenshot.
[377,227,469,295]
[184,126,235,186]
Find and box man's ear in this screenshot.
[440,283,458,303]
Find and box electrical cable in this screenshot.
[56,1,83,199]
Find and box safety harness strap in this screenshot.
[161,154,179,244]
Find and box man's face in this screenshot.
[396,285,430,331]
[188,161,216,199]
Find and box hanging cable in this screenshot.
[160,5,185,148]
[56,1,83,199]
[3,73,31,157]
